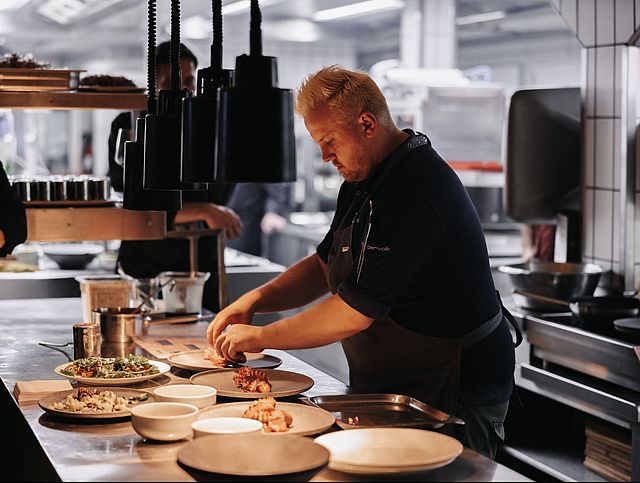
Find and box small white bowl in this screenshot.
[192,417,263,438]
[130,402,199,441]
[153,384,217,409]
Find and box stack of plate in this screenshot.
[314,428,463,475]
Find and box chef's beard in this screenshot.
[337,146,374,183]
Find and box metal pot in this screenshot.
[92,307,145,343]
[499,261,602,311]
[158,271,210,314]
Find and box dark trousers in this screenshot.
[448,401,510,459]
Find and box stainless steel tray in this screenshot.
[300,394,464,430]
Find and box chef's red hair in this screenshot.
[296,65,394,128]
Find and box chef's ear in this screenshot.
[358,112,377,137]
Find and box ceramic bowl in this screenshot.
[130,402,199,441]
[192,417,263,438]
[152,384,217,409]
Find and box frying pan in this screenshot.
[513,289,640,332]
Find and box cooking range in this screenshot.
[512,303,640,479]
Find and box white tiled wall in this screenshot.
[556,0,640,288]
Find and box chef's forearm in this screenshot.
[259,294,373,349]
[244,254,329,314]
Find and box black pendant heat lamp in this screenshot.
[143,0,206,191]
[214,0,296,182]
[181,0,234,183]
[123,0,181,211]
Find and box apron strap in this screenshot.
[461,291,524,350]
[496,290,523,348]
[461,309,503,350]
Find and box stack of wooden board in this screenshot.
[584,419,631,481]
[0,68,83,91]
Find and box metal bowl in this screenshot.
[498,261,603,310]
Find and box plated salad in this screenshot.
[59,355,159,379]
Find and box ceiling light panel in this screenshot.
[456,10,506,26]
[37,0,126,25]
[313,0,405,22]
[0,0,32,12]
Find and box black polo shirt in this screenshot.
[317,132,515,407]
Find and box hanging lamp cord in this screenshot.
[212,0,223,70]
[170,0,181,91]
[250,0,262,56]
[146,0,157,114]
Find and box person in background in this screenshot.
[0,161,26,257]
[207,66,521,458]
[226,183,292,257]
[108,41,242,311]
[521,224,556,262]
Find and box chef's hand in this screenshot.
[215,325,264,361]
[207,300,255,347]
[205,205,243,240]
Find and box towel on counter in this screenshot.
[13,379,73,404]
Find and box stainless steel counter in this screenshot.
[0,297,529,482]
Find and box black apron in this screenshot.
[326,133,522,413]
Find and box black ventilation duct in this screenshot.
[143,0,206,191]
[214,0,296,182]
[181,0,234,183]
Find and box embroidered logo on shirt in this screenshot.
[366,244,391,252]
[341,246,350,252]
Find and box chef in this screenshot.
[0,161,26,257]
[207,65,521,458]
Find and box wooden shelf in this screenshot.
[0,90,146,110]
[26,206,166,242]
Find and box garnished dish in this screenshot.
[190,368,314,399]
[55,355,170,386]
[80,74,136,87]
[51,387,150,413]
[243,397,293,433]
[59,355,158,379]
[78,74,144,92]
[167,349,281,372]
[233,367,272,393]
[0,52,50,69]
[39,387,155,420]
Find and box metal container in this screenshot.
[88,177,110,200]
[72,322,101,359]
[49,177,67,201]
[158,271,210,314]
[67,176,90,201]
[92,307,145,343]
[36,178,50,201]
[499,261,603,311]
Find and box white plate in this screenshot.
[314,428,462,475]
[167,350,282,372]
[328,458,457,475]
[54,360,170,386]
[197,401,336,436]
